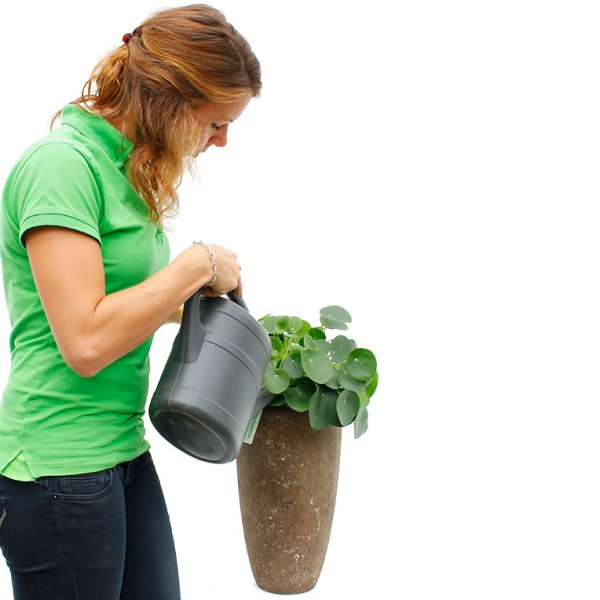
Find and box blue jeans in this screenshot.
[0,451,180,599]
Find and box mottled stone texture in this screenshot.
[237,406,342,594]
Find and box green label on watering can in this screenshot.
[243,410,263,444]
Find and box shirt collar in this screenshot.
[60,104,133,168]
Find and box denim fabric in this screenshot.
[0,451,180,599]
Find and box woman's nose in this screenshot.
[212,125,229,148]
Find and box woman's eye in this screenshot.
[211,123,221,130]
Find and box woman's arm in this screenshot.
[165,304,184,325]
[23,225,236,377]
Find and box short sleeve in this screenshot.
[11,142,103,250]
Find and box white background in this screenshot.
[1,1,599,598]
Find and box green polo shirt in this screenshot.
[0,104,171,481]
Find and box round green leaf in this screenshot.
[325,369,340,390]
[308,387,340,429]
[261,316,278,333]
[275,316,290,334]
[268,394,286,407]
[338,364,368,393]
[346,349,377,381]
[288,316,304,333]
[270,336,284,359]
[357,390,370,409]
[264,363,290,395]
[354,407,369,438]
[302,334,316,349]
[301,349,334,384]
[320,318,348,331]
[336,390,360,426]
[296,377,317,394]
[366,372,379,397]
[314,339,330,353]
[330,335,354,363]
[320,305,351,323]
[308,327,326,340]
[295,377,317,401]
[284,386,311,412]
[282,353,304,379]
[296,320,312,339]
[320,305,352,330]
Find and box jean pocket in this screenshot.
[0,497,8,560]
[44,469,114,502]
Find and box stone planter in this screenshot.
[236,406,342,594]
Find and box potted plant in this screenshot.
[236,305,378,594]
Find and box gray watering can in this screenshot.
[149,290,272,464]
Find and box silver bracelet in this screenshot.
[192,241,218,287]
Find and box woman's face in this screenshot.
[192,93,253,157]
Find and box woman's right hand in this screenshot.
[199,243,243,298]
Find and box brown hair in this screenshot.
[51,4,261,227]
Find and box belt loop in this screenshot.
[111,462,125,485]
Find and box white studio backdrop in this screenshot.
[1,0,599,598]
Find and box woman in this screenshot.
[0,4,261,598]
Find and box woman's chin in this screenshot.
[191,147,208,158]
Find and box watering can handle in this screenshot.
[178,290,205,363]
[226,291,249,312]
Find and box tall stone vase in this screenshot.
[236,406,342,594]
